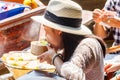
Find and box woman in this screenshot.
[31,0,106,80]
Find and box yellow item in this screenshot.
[23,0,38,9]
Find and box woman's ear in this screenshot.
[58,30,62,35]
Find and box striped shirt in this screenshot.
[104,0,120,54]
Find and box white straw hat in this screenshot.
[31,0,92,35]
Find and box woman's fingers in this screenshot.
[37,50,53,64]
[104,63,120,73]
[93,9,103,23]
[37,53,46,62]
[94,9,103,13]
[37,52,46,59]
[104,64,112,72]
[37,46,55,64]
[37,53,49,63]
[93,9,103,16]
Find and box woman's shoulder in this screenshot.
[82,35,106,47]
[79,36,106,57]
[80,36,105,48]
[78,37,105,50]
[80,37,98,44]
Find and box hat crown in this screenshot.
[46,0,82,19]
[31,0,92,35]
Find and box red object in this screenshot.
[106,72,115,80]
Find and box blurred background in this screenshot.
[40,0,106,11]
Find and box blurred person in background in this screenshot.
[93,0,120,79]
[93,0,120,54]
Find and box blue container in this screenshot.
[0,1,29,20]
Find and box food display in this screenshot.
[1,51,55,70]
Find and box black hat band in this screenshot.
[44,10,82,28]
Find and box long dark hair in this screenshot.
[61,32,106,62]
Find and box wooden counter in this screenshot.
[9,68,31,79]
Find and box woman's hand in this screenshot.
[93,9,103,23]
[93,9,116,24]
[101,10,116,23]
[37,46,56,64]
[104,63,120,73]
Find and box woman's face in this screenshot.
[43,25,63,49]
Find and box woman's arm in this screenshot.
[37,47,64,76]
[93,9,109,39]
[53,54,63,75]
[102,16,120,28]
[93,23,108,39]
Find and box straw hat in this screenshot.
[31,0,92,35]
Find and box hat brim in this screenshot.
[31,16,92,35]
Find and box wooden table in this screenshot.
[7,67,65,80]
[9,68,31,79]
[9,68,55,79]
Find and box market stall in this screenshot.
[0,1,46,57]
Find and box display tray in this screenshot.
[1,51,55,71]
